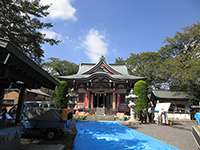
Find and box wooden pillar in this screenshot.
[0,87,4,100]
[88,92,90,109]
[97,94,99,107]
[77,92,79,102]
[112,92,116,111]
[0,87,5,112]
[103,94,105,108]
[15,87,26,124]
[84,91,89,110]
[117,94,120,111]
[91,93,94,109]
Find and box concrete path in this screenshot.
[134,121,198,150]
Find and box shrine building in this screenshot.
[59,56,145,114]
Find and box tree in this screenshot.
[53,81,68,108]
[134,80,148,116]
[161,23,200,59]
[123,23,200,102]
[0,0,59,63]
[158,23,200,101]
[115,57,125,65]
[42,58,78,77]
[126,52,162,89]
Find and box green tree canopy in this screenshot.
[159,23,200,102]
[134,80,148,116]
[42,57,78,77]
[0,0,59,63]
[53,81,68,108]
[126,52,162,88]
[118,23,200,102]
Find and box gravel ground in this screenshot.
[131,121,198,150]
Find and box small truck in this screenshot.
[20,101,67,140]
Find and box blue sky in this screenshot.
[41,0,200,63]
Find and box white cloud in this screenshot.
[40,0,76,21]
[83,29,108,62]
[41,30,62,40]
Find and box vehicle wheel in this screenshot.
[46,129,56,140]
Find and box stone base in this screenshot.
[120,119,140,128]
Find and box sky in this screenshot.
[40,0,200,64]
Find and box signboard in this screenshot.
[155,103,171,112]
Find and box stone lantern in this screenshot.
[126,89,138,121]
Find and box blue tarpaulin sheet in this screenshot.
[194,113,200,125]
[73,121,179,150]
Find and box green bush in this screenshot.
[53,81,68,108]
[134,80,148,116]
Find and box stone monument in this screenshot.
[126,89,138,121]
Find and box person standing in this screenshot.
[157,108,164,125]
[148,107,153,123]
[148,101,155,123]
[140,108,148,124]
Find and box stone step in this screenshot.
[86,115,115,121]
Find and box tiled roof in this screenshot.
[59,56,144,81]
[77,64,129,75]
[152,91,190,99]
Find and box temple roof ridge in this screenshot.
[76,57,130,75]
[81,56,122,75]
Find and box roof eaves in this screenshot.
[152,91,190,99]
[0,38,58,89]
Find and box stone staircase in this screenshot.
[86,115,115,121]
[96,108,105,115]
[85,108,115,121]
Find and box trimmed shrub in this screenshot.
[134,80,148,116]
[53,81,68,108]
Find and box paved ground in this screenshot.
[128,121,198,150]
[19,144,65,150]
[6,120,197,150]
[19,133,76,150]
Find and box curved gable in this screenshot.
[83,56,121,75]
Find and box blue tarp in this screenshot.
[194,112,200,125]
[73,121,179,150]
